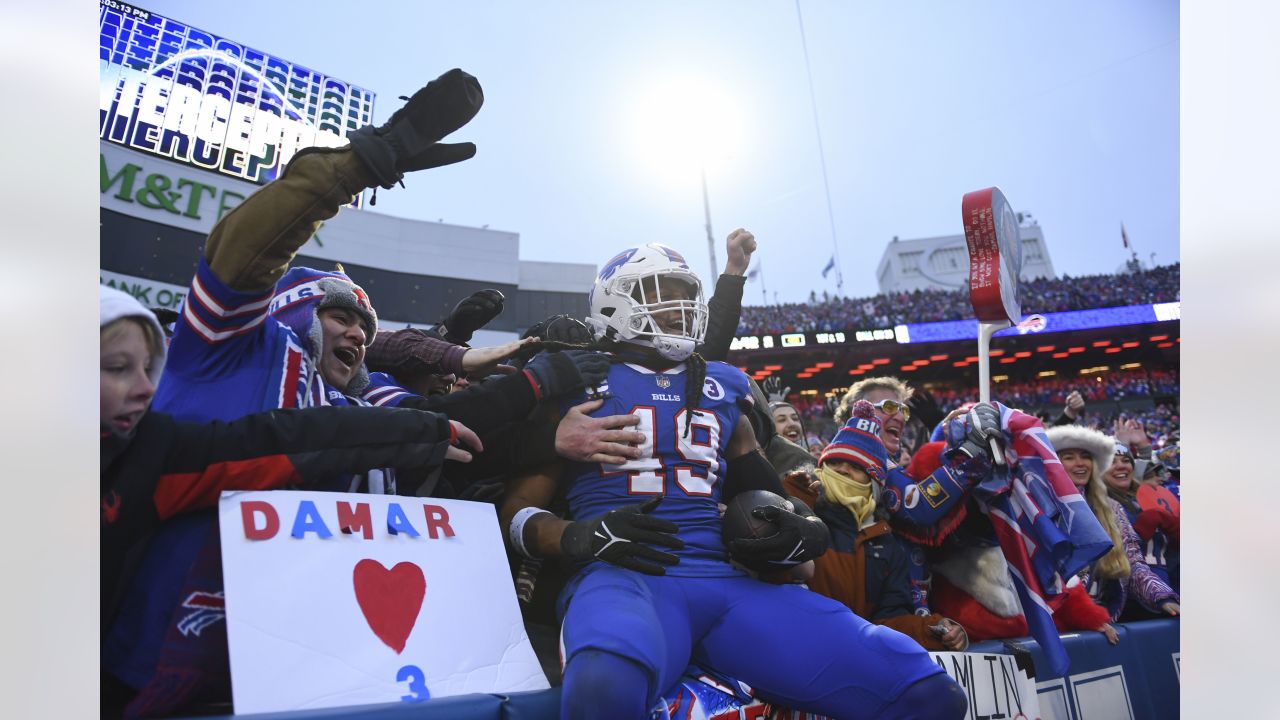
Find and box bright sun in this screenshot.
[623,75,746,185]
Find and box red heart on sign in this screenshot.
[352,559,425,654]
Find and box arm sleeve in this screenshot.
[721,448,788,505]
[203,147,375,291]
[883,464,971,546]
[870,539,926,625]
[1051,412,1075,427]
[153,406,454,520]
[165,258,276,376]
[365,328,468,377]
[700,274,746,362]
[364,370,539,435]
[439,417,560,490]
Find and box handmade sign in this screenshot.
[930,651,1042,720]
[219,491,548,714]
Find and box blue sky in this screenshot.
[141,0,1179,303]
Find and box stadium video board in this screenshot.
[99,1,375,199]
[729,302,1180,351]
[893,302,1181,344]
[729,327,897,352]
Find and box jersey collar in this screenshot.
[622,361,687,375]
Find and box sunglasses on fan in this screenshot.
[867,399,910,420]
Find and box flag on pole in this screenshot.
[821,255,836,278]
[1121,223,1129,249]
[746,263,761,281]
[969,404,1114,677]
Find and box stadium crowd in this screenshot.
[736,263,1180,335]
[788,369,1180,453]
[101,69,1180,720]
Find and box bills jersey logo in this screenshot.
[598,249,638,282]
[586,380,611,401]
[656,375,671,388]
[177,591,226,637]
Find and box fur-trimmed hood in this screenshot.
[1045,424,1115,478]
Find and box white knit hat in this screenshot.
[100,284,166,384]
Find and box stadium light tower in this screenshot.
[701,167,716,276]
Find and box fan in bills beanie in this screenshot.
[818,400,889,481]
[269,265,378,351]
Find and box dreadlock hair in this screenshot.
[536,338,707,439]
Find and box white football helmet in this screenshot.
[586,243,709,361]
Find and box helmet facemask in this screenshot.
[621,271,708,361]
[588,261,708,362]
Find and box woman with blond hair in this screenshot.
[1044,425,1179,621]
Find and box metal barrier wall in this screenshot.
[185,619,1177,719]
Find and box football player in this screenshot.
[501,242,967,720]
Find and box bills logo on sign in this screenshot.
[1015,314,1047,334]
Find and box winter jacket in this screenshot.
[785,475,950,650]
[101,405,455,631]
[1110,486,1177,589]
[1081,499,1179,621]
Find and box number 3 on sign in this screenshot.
[397,664,430,702]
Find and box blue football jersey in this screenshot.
[561,358,752,577]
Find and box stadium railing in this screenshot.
[182,619,1179,719]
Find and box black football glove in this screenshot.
[442,289,505,344]
[906,387,946,432]
[560,497,685,575]
[956,402,1003,461]
[728,497,830,572]
[524,350,611,398]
